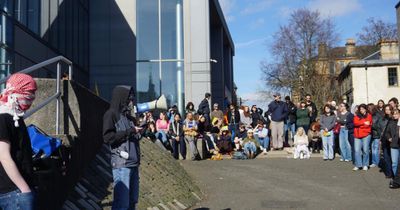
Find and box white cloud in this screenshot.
[219,0,236,22]
[250,18,265,29]
[240,0,274,15]
[236,37,267,48]
[308,0,362,17]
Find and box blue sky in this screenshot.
[219,0,398,107]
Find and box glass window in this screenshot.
[388,67,398,86]
[136,62,160,103]
[137,0,159,60]
[27,0,40,34]
[0,0,13,15]
[0,47,12,89]
[161,0,183,59]
[0,14,13,47]
[161,61,184,107]
[14,0,27,25]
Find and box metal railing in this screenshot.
[0,56,73,135]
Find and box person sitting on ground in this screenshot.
[216,126,233,155]
[234,124,247,151]
[294,127,311,159]
[253,122,269,155]
[308,122,321,154]
[169,113,186,160]
[144,122,166,150]
[198,115,216,155]
[183,112,200,160]
[242,130,261,159]
[156,112,170,147]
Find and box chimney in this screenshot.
[318,43,327,58]
[379,40,399,60]
[345,38,356,57]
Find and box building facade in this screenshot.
[90,0,235,112]
[338,40,400,105]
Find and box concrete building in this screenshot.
[90,0,235,112]
[338,40,400,105]
[0,0,235,113]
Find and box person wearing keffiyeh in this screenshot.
[0,73,37,210]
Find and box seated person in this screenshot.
[253,122,269,155]
[234,124,247,150]
[216,126,233,154]
[242,129,260,159]
[308,122,321,153]
[169,113,186,160]
[144,122,166,150]
[294,127,311,159]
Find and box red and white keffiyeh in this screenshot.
[0,73,37,127]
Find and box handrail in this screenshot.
[0,56,73,135]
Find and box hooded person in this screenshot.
[0,73,37,210]
[103,85,141,210]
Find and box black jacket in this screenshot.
[227,110,241,124]
[198,99,210,115]
[286,101,297,124]
[371,113,384,139]
[103,86,140,168]
[385,119,399,148]
[306,101,318,122]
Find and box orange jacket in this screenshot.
[353,113,372,139]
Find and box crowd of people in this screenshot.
[135,92,400,189]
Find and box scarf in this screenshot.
[0,73,37,127]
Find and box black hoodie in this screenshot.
[103,86,140,168]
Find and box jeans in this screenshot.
[321,130,334,160]
[112,167,139,210]
[243,142,257,154]
[284,122,296,143]
[185,136,199,160]
[339,128,352,161]
[354,135,371,168]
[228,124,238,142]
[172,137,186,160]
[383,147,393,177]
[156,131,168,144]
[391,148,400,177]
[256,136,270,149]
[371,138,380,165]
[0,189,35,210]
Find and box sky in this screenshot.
[218,0,398,108]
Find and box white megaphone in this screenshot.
[136,95,168,113]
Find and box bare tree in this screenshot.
[261,9,339,108]
[357,17,397,45]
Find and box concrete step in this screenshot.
[256,148,323,159]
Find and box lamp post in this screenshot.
[364,60,369,103]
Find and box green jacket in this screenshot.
[296,108,310,126]
[242,137,260,148]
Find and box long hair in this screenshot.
[322,104,333,115]
[186,102,195,111]
[296,127,305,136]
[357,104,369,117]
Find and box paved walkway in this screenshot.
[181,156,400,210]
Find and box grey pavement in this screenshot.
[181,157,400,210]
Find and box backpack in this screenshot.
[232,151,247,160]
[27,125,62,158]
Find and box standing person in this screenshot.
[267,93,288,150]
[185,102,196,118]
[284,96,297,146]
[376,99,385,118]
[353,104,373,171]
[305,94,318,123]
[183,113,199,160]
[388,97,399,110]
[169,113,186,160]
[386,109,400,185]
[103,86,141,210]
[296,101,311,133]
[0,73,37,210]
[156,112,170,148]
[320,105,336,161]
[371,104,384,167]
[198,93,211,122]
[210,103,224,122]
[382,105,394,178]
[227,104,241,142]
[240,106,252,129]
[337,103,352,162]
[250,105,263,128]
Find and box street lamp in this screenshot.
[364,60,369,103]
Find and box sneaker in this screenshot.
[263,149,267,155]
[369,164,377,168]
[363,166,368,171]
[344,159,350,162]
[300,153,304,159]
[340,159,344,162]
[353,167,360,171]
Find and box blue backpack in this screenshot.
[27,125,62,158]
